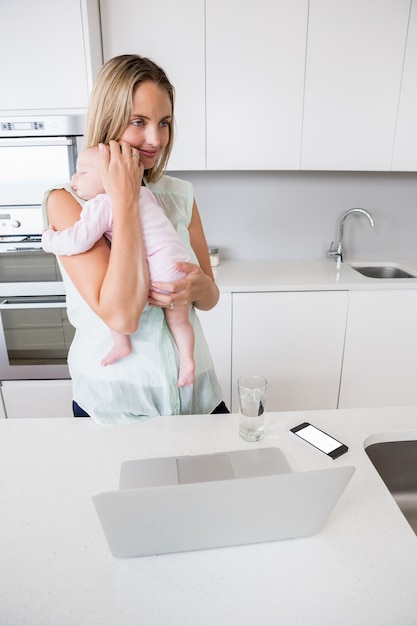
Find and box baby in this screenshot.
[42,146,195,386]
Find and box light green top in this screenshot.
[43,175,223,425]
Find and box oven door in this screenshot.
[0,136,78,207]
[0,295,74,380]
[0,248,64,289]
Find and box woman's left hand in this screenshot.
[148,261,218,311]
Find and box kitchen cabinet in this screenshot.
[1,380,73,418]
[301,0,411,170]
[0,389,6,419]
[99,0,416,171]
[99,0,206,170]
[196,293,232,408]
[4,283,417,417]
[205,0,308,169]
[339,290,417,408]
[392,0,417,170]
[231,291,348,412]
[100,0,308,171]
[1,0,102,113]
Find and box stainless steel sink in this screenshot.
[365,440,417,534]
[351,265,417,279]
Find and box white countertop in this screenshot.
[213,258,417,291]
[1,407,417,626]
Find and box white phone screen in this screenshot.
[295,424,341,453]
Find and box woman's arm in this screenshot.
[149,199,220,312]
[46,141,149,334]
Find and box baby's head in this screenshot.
[71,146,104,201]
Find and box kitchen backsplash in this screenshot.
[168,170,417,262]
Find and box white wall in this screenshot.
[169,170,417,262]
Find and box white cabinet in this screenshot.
[205,0,308,170]
[0,389,6,419]
[1,380,73,418]
[100,0,308,170]
[196,293,232,408]
[231,291,348,412]
[301,0,411,170]
[4,287,416,416]
[1,0,102,113]
[98,0,417,172]
[198,287,417,412]
[392,0,417,171]
[99,0,206,170]
[339,290,417,408]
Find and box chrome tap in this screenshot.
[327,208,375,263]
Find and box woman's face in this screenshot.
[120,81,172,171]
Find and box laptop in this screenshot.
[92,447,355,558]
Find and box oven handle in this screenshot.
[0,137,75,148]
[0,296,67,309]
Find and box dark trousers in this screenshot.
[72,400,230,417]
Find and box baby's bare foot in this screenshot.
[178,357,195,387]
[100,343,132,367]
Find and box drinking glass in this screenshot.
[237,375,267,442]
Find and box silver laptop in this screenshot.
[92,447,355,558]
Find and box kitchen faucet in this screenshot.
[327,208,375,263]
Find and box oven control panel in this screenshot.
[1,121,45,132]
[0,206,44,242]
[0,114,85,137]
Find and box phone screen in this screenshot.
[290,422,348,458]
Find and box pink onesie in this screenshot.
[42,187,191,282]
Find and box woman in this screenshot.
[44,54,227,424]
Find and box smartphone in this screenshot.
[290,422,348,459]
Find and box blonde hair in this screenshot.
[84,55,175,182]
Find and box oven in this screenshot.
[0,114,84,380]
[0,293,73,380]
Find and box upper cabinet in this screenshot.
[301,0,411,170]
[205,1,308,170]
[392,0,417,171]
[100,0,416,171]
[99,0,206,170]
[0,0,103,114]
[100,0,308,170]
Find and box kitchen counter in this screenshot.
[1,407,417,626]
[213,258,417,291]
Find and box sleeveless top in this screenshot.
[42,175,223,425]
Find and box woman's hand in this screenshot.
[99,141,143,219]
[148,261,219,311]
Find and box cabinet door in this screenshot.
[301,0,411,170]
[206,0,308,170]
[0,389,6,419]
[1,380,73,418]
[231,291,348,412]
[196,293,232,408]
[0,0,101,112]
[392,0,417,171]
[99,0,205,170]
[339,290,417,408]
